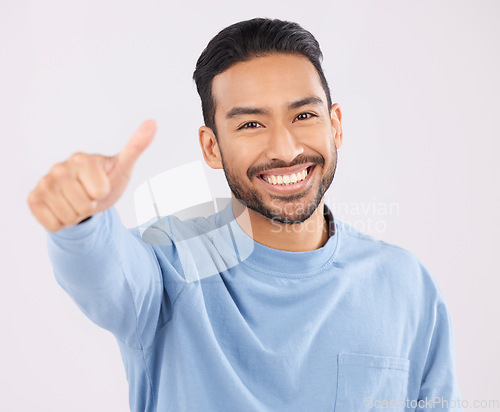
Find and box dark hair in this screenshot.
[192,18,332,139]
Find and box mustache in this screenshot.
[247,154,325,180]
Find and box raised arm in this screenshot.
[27,121,167,348]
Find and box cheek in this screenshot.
[300,121,333,140]
[228,140,262,162]
[301,126,335,152]
[220,144,253,176]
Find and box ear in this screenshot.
[330,103,343,150]
[199,126,223,169]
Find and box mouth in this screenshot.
[257,164,316,194]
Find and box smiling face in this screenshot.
[199,53,343,224]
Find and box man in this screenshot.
[27,18,462,411]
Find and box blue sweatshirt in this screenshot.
[46,200,462,411]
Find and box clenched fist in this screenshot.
[27,120,157,232]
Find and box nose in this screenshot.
[264,123,304,163]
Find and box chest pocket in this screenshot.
[334,353,410,411]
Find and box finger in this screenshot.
[69,153,110,200]
[40,176,80,226]
[59,178,97,217]
[116,119,157,174]
[28,193,64,232]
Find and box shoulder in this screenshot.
[336,219,443,301]
[129,210,220,245]
[336,218,417,265]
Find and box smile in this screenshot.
[257,165,315,193]
[262,167,309,185]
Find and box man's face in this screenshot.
[209,53,342,224]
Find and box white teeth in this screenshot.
[262,167,310,186]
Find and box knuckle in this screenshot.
[47,222,62,232]
[50,163,69,179]
[27,191,38,205]
[60,215,75,227]
[93,182,109,199]
[38,175,52,191]
[70,152,87,164]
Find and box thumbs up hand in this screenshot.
[27,120,157,232]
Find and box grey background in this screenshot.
[1,0,499,410]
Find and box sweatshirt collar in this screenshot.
[215,199,341,278]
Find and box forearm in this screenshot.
[46,206,163,348]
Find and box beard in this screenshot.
[219,147,337,224]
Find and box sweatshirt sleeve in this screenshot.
[416,297,463,411]
[46,206,166,349]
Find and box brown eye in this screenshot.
[240,121,261,129]
[296,112,314,121]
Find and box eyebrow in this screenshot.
[225,96,324,119]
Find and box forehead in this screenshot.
[212,53,326,114]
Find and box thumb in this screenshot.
[115,119,157,173]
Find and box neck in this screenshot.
[231,196,330,252]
